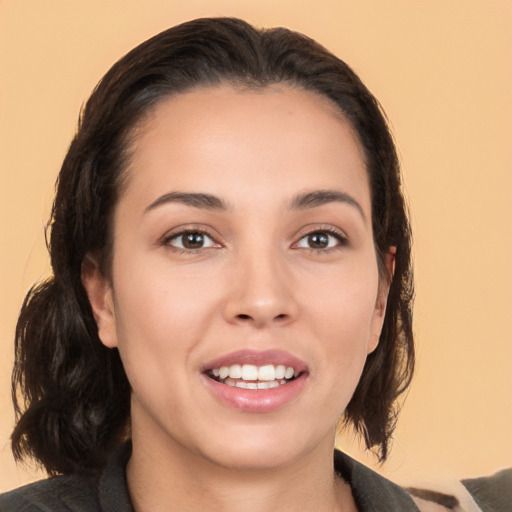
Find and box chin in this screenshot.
[193,421,331,473]
[202,443,302,472]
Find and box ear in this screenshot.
[368,247,396,354]
[81,254,118,348]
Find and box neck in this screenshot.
[126,425,355,512]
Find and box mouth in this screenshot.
[201,350,309,411]
[206,363,301,390]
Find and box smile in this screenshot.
[202,350,308,411]
[208,364,299,389]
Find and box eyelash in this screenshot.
[293,227,348,253]
[162,226,220,254]
[161,226,348,254]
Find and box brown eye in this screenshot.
[167,231,217,250]
[295,230,345,250]
[307,233,329,249]
[183,232,205,249]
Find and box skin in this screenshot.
[83,85,393,512]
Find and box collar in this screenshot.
[98,442,134,512]
[334,450,420,511]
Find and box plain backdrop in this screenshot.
[1,0,511,491]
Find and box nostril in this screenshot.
[237,314,252,320]
[274,314,287,320]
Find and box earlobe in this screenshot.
[368,300,386,354]
[81,255,118,348]
[368,296,388,354]
[368,247,396,354]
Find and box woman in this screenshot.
[0,16,463,511]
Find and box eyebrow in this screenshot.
[144,188,365,221]
[144,192,230,213]
[290,189,366,221]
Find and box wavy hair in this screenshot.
[11,17,414,475]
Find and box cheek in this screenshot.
[306,259,380,336]
[109,255,237,404]
[113,277,217,356]
[303,259,380,390]
[109,268,218,417]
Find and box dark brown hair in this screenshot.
[12,17,414,475]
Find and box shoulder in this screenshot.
[334,450,478,512]
[334,450,422,511]
[0,443,133,512]
[405,469,512,512]
[407,467,512,512]
[462,467,512,512]
[0,474,100,512]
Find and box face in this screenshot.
[84,85,391,471]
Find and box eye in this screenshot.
[166,230,218,250]
[295,230,346,250]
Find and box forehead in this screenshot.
[122,84,370,211]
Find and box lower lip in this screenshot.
[203,374,308,413]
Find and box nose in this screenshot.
[222,247,299,328]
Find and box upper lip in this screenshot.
[202,349,308,374]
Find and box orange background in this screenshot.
[1,0,511,491]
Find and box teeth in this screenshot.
[257,364,275,381]
[241,364,258,381]
[284,367,294,379]
[225,378,288,389]
[228,364,242,379]
[211,363,299,384]
[275,365,286,379]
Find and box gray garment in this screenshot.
[0,444,422,511]
[461,468,512,512]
